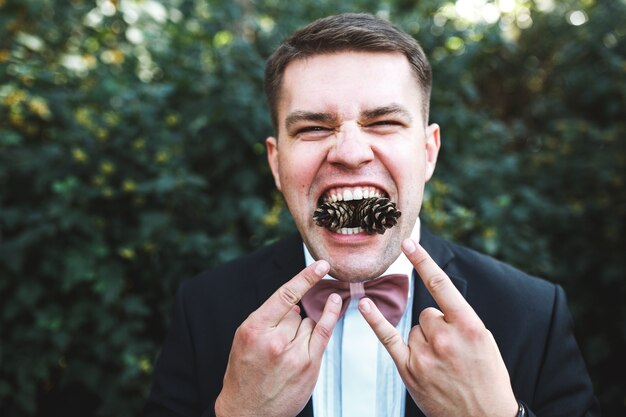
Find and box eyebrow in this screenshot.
[284,111,339,131]
[284,103,413,131]
[361,104,413,123]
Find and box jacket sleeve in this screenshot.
[525,285,600,417]
[142,281,216,417]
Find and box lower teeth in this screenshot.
[313,197,401,235]
[337,227,364,235]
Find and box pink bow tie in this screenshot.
[301,274,409,326]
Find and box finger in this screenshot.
[407,323,428,348]
[358,298,409,367]
[257,260,330,326]
[276,307,305,341]
[308,293,342,358]
[402,239,471,321]
[417,306,446,342]
[295,316,316,342]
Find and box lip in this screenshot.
[319,224,376,243]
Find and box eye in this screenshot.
[292,126,332,140]
[365,120,404,133]
[299,126,327,132]
[370,120,401,126]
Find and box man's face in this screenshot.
[266,51,440,281]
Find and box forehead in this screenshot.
[278,51,423,122]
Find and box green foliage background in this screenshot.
[0,0,624,416]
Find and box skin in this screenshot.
[266,51,440,282]
[216,51,518,416]
[360,238,518,417]
[215,260,343,417]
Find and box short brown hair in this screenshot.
[264,13,432,133]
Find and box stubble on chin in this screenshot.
[323,243,402,282]
[329,264,390,282]
[303,217,409,282]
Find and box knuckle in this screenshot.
[300,270,318,287]
[418,307,440,323]
[465,322,481,338]
[430,331,453,355]
[234,322,255,345]
[278,285,300,307]
[267,336,286,357]
[380,330,402,349]
[464,321,488,342]
[314,322,333,342]
[234,319,269,349]
[427,272,448,293]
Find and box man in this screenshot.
[144,13,598,417]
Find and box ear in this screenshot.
[424,123,441,182]
[266,136,282,191]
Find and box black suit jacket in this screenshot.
[144,227,599,417]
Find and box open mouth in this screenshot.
[313,186,401,235]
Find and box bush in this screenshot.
[1,0,624,416]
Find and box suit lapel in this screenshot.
[250,234,315,417]
[413,225,467,324]
[404,226,467,417]
[254,233,305,305]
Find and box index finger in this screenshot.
[358,298,410,367]
[255,260,330,326]
[402,238,471,321]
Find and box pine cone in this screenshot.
[313,201,354,230]
[313,197,401,234]
[357,197,401,234]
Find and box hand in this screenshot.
[215,260,342,417]
[358,239,518,417]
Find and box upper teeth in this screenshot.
[324,186,384,203]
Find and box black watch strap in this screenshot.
[516,400,527,417]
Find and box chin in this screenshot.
[303,222,406,280]
[328,260,393,282]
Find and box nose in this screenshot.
[326,123,374,169]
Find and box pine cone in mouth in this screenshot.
[313,197,401,235]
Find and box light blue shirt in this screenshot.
[304,219,420,417]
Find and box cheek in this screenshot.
[278,154,319,205]
[280,145,327,183]
[377,142,425,179]
[378,145,427,211]
[280,160,311,187]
